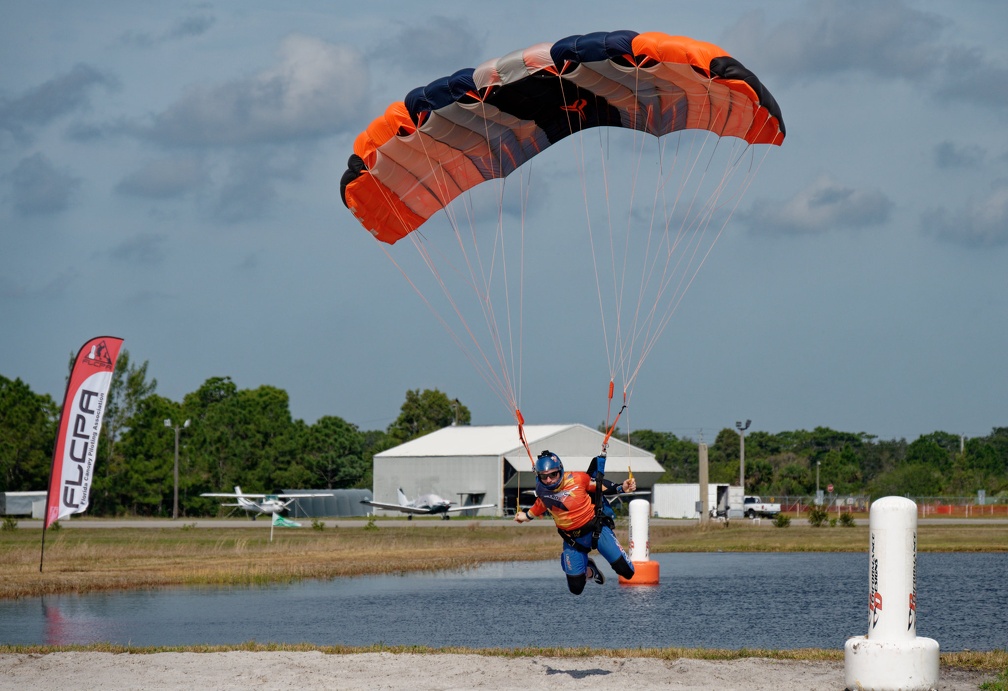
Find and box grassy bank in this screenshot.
[2,519,1005,599]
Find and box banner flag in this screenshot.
[272,513,301,528]
[44,336,124,529]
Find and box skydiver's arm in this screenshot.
[515,498,544,523]
[602,478,636,494]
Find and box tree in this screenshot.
[0,375,58,492]
[628,430,698,482]
[745,458,774,494]
[386,389,469,445]
[96,394,178,515]
[92,351,159,514]
[905,432,959,474]
[868,463,944,498]
[294,415,368,489]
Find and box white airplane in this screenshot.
[201,486,331,520]
[362,488,496,520]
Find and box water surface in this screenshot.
[2,552,1004,650]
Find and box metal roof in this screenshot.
[375,424,582,458]
[375,423,664,474]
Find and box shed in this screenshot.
[371,423,664,517]
[1,491,48,518]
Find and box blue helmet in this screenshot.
[535,450,564,490]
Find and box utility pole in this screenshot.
[735,419,751,492]
[164,418,190,519]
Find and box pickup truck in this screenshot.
[743,495,781,519]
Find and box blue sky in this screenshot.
[2,1,1006,441]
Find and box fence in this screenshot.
[773,495,1008,517]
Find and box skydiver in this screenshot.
[515,450,636,594]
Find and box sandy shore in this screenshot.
[0,652,995,690]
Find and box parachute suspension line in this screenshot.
[515,408,535,467]
[624,135,773,390]
[405,114,524,417]
[379,242,513,411]
[552,73,616,390]
[610,70,667,399]
[611,67,658,393]
[355,134,518,411]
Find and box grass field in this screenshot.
[3,518,1006,599]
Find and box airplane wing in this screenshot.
[360,500,432,515]
[200,492,333,499]
[445,503,497,513]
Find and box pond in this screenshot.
[2,552,1005,651]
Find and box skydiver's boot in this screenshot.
[586,558,605,585]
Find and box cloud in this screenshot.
[0,64,115,139]
[923,180,1008,247]
[371,16,486,77]
[725,0,946,81]
[934,141,985,169]
[0,268,77,299]
[742,174,893,235]
[933,44,1008,109]
[144,34,369,147]
[209,146,308,223]
[7,153,81,215]
[109,233,168,265]
[725,1,1007,109]
[119,12,216,48]
[115,156,208,199]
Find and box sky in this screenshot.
[2,1,1006,442]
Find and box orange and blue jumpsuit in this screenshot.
[528,471,635,593]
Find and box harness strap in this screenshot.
[558,513,615,553]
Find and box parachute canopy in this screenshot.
[340,30,785,244]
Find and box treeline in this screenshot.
[2,352,1006,517]
[0,352,470,517]
[627,426,1008,500]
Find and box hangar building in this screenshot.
[371,423,665,518]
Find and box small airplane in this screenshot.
[201,486,331,520]
[362,488,496,520]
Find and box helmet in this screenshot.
[534,450,564,490]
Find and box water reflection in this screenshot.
[2,553,1004,651]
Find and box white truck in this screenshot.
[743,495,781,519]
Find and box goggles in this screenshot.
[538,469,561,483]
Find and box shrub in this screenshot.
[312,518,325,531]
[839,512,856,527]
[808,506,829,527]
[773,513,791,528]
[2,516,17,531]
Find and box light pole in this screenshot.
[164,418,190,519]
[735,419,751,493]
[816,459,821,504]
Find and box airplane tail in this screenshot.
[397,488,409,506]
[234,486,243,496]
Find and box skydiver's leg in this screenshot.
[595,525,635,579]
[560,542,589,594]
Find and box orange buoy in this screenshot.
[619,559,660,585]
[619,498,660,586]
